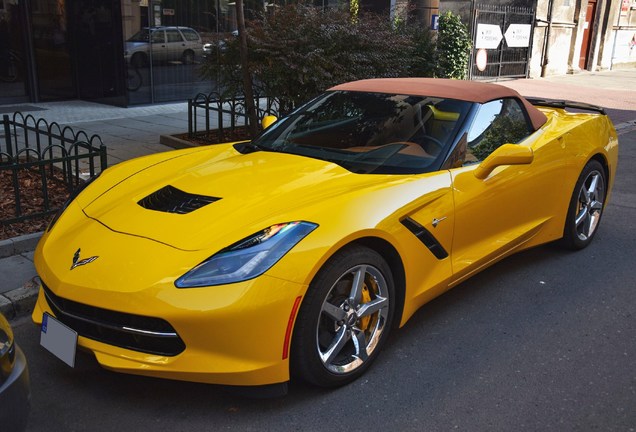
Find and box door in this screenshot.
[165,28,185,63]
[579,0,597,70]
[69,0,126,105]
[447,98,564,284]
[150,29,167,63]
[31,0,75,101]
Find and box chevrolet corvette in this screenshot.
[32,78,618,392]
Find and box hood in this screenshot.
[83,145,398,251]
[125,41,147,52]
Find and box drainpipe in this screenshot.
[610,0,622,70]
[541,0,555,77]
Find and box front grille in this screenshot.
[41,282,185,356]
[138,185,220,214]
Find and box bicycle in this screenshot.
[0,50,20,83]
[126,65,142,91]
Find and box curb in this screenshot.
[0,276,40,321]
[0,232,42,321]
[0,231,43,259]
[159,134,200,149]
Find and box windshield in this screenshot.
[128,29,164,43]
[128,29,150,42]
[252,91,472,174]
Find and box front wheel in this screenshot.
[562,159,607,250]
[291,246,395,387]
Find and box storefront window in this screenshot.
[123,0,228,105]
[0,1,29,103]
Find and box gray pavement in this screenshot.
[1,68,636,320]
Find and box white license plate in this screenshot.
[40,313,78,368]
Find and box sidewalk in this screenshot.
[1,68,636,320]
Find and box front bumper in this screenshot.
[32,274,306,387]
[0,345,31,432]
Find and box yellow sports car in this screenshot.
[32,79,618,393]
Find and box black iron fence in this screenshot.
[188,92,280,141]
[1,112,107,225]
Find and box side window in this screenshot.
[181,29,200,42]
[166,30,182,43]
[465,98,532,162]
[150,30,165,44]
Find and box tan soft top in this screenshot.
[329,78,547,131]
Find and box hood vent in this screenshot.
[138,185,220,214]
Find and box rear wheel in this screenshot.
[291,246,394,387]
[562,159,606,250]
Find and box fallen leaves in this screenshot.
[0,166,72,241]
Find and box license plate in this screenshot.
[40,313,78,367]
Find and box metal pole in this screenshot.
[2,114,12,157]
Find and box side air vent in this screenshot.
[401,217,449,260]
[138,185,220,214]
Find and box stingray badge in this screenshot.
[70,248,99,270]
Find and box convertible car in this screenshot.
[32,79,618,392]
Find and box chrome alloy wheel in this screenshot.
[316,264,390,375]
[574,169,605,241]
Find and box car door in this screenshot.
[149,29,166,62]
[165,29,185,62]
[447,98,565,285]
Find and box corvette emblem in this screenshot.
[70,248,99,270]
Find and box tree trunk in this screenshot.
[236,0,259,138]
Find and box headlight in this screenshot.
[175,221,317,288]
[47,173,101,232]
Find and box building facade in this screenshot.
[0,0,232,106]
[0,0,634,107]
[442,0,635,78]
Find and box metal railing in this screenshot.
[469,4,536,80]
[1,112,107,225]
[188,92,280,142]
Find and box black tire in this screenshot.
[562,159,607,250]
[182,50,195,65]
[130,52,148,69]
[0,53,19,83]
[126,68,142,92]
[291,245,395,387]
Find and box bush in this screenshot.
[436,11,471,79]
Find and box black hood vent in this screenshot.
[138,185,220,214]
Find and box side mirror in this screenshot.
[473,144,534,180]
[262,115,278,130]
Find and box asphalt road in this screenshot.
[12,128,636,431]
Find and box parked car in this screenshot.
[32,78,618,392]
[202,29,238,57]
[125,26,203,67]
[0,312,30,431]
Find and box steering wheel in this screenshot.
[419,135,445,156]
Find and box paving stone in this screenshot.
[0,255,38,294]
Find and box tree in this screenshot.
[236,0,259,137]
[202,5,436,116]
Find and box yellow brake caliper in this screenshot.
[359,284,372,331]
